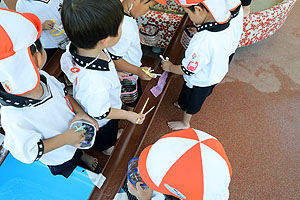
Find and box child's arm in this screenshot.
[114,58,152,81]
[66,94,99,130]
[161,60,185,75]
[43,128,85,154]
[106,108,145,124]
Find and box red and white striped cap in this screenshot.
[175,0,241,24]
[138,128,232,200]
[0,8,42,95]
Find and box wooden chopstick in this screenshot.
[140,97,149,114]
[144,106,155,116]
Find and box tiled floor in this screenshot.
[140,2,300,199]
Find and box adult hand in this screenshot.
[127,181,153,200]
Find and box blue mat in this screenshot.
[0,154,94,200]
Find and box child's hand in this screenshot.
[127,111,145,124]
[117,71,128,81]
[71,111,99,131]
[139,67,152,81]
[42,20,55,30]
[243,5,251,17]
[63,128,85,147]
[161,60,173,72]
[127,181,153,200]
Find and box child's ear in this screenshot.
[194,5,205,15]
[98,37,110,48]
[32,52,43,70]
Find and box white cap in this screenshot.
[0,8,42,95]
[176,0,241,24]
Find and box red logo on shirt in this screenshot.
[187,61,198,71]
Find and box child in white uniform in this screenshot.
[60,0,145,154]
[161,0,243,130]
[108,0,160,109]
[16,0,64,60]
[0,9,101,177]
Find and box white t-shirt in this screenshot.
[108,15,142,80]
[0,0,8,9]
[1,71,77,165]
[16,0,63,49]
[61,44,122,128]
[230,5,244,54]
[182,8,243,88]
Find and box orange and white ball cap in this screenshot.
[138,128,232,200]
[0,8,42,95]
[175,0,241,24]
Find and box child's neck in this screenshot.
[21,83,44,99]
[77,47,108,61]
[202,13,216,24]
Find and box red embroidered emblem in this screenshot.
[3,81,12,93]
[187,61,198,71]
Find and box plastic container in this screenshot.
[50,22,70,50]
[127,157,148,190]
[180,25,197,49]
[70,120,96,149]
[121,76,138,104]
[140,23,161,46]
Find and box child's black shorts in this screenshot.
[91,119,119,151]
[124,78,142,108]
[48,149,83,178]
[178,82,216,115]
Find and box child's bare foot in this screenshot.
[117,128,124,139]
[167,121,190,130]
[102,146,115,156]
[81,151,98,171]
[173,102,181,109]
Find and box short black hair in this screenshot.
[187,3,207,12]
[29,39,43,56]
[61,0,124,49]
